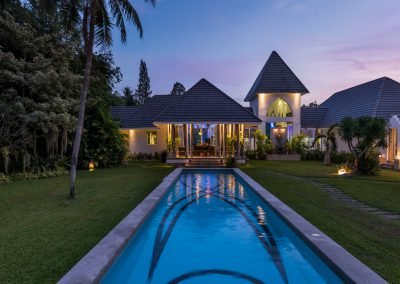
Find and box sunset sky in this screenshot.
[112,0,400,105]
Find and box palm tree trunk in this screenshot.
[324,150,331,166]
[69,5,95,199]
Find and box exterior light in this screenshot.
[337,168,347,175]
[89,160,95,172]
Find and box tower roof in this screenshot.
[245,51,309,101]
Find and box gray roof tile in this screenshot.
[318,77,400,128]
[300,107,328,128]
[109,106,138,123]
[118,95,178,129]
[154,79,261,123]
[245,51,309,101]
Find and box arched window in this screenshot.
[267,98,293,117]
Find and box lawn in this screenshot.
[245,160,400,214]
[0,161,173,283]
[1,160,399,283]
[243,161,400,282]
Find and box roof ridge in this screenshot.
[372,77,387,117]
[154,78,261,123]
[152,92,186,121]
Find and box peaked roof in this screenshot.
[300,107,328,128]
[317,77,400,128]
[245,51,309,101]
[109,106,138,123]
[154,79,261,123]
[118,95,179,129]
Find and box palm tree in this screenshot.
[40,0,155,198]
[312,124,338,165]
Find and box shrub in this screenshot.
[331,151,355,164]
[285,134,308,154]
[225,156,238,168]
[358,150,380,175]
[245,150,257,160]
[254,130,274,159]
[301,149,324,161]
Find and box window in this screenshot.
[267,98,293,117]
[147,131,157,145]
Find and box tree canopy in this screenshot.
[170,82,186,95]
[338,116,388,174]
[134,59,152,104]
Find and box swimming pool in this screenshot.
[101,170,342,284]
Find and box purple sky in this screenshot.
[111,0,400,105]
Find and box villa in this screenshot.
[111,51,400,166]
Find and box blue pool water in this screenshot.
[102,170,343,284]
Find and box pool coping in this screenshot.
[58,168,183,284]
[58,167,387,284]
[233,168,387,284]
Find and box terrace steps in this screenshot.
[185,158,226,168]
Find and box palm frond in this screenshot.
[109,1,128,43]
[95,0,113,47]
[115,0,144,39]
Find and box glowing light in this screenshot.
[337,168,347,175]
[89,160,95,172]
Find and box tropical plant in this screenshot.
[254,130,274,159]
[312,124,338,165]
[122,86,138,106]
[39,0,156,198]
[226,137,237,156]
[134,59,152,104]
[170,82,186,95]
[285,134,308,154]
[338,116,388,174]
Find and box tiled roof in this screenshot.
[154,79,261,124]
[245,51,309,101]
[300,107,328,128]
[318,77,400,128]
[109,106,138,123]
[245,107,254,114]
[118,95,179,129]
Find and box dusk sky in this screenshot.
[112,0,400,105]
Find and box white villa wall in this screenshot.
[124,125,168,154]
[253,92,302,136]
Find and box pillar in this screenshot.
[183,124,188,158]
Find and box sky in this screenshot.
[111,0,400,105]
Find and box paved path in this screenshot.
[264,170,400,221]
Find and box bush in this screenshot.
[301,149,324,161]
[285,134,308,154]
[160,151,167,163]
[331,151,355,164]
[225,156,238,168]
[245,150,257,160]
[358,151,380,175]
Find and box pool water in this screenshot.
[101,170,343,284]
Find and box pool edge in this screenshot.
[233,168,387,284]
[57,168,183,284]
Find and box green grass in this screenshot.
[243,162,400,282]
[0,161,173,283]
[318,178,400,214]
[244,160,400,213]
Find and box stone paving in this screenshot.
[264,170,400,221]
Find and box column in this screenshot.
[190,124,194,158]
[236,124,240,158]
[222,124,226,157]
[183,124,188,158]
